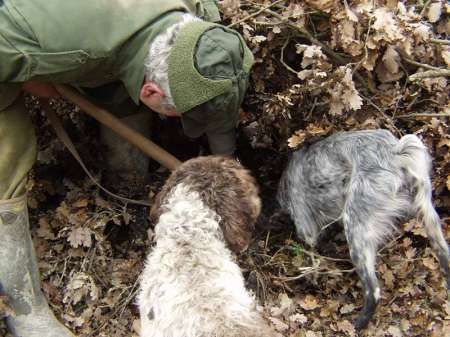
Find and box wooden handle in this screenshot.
[54,84,182,171]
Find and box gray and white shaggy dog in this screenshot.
[138,156,276,337]
[278,129,450,329]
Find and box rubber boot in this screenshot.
[0,196,75,337]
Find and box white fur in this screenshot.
[144,14,200,108]
[138,183,274,337]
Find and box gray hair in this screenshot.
[144,13,200,109]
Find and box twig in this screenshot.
[246,1,375,94]
[247,3,348,64]
[227,0,286,28]
[429,38,450,46]
[395,113,450,119]
[409,69,450,81]
[360,94,403,136]
[300,248,351,263]
[274,267,355,282]
[402,56,444,71]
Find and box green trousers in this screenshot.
[0,87,37,200]
[0,83,152,200]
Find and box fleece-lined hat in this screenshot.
[168,21,254,155]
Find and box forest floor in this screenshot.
[1,1,449,336]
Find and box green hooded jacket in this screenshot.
[0,0,221,109]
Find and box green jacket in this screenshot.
[0,0,220,107]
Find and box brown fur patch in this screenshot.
[150,156,261,253]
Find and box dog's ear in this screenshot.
[149,156,261,253]
[219,204,255,253]
[149,192,163,224]
[149,174,181,224]
[204,165,261,253]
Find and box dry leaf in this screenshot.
[220,0,241,18]
[340,303,356,314]
[133,319,141,334]
[372,8,403,41]
[288,131,307,148]
[251,35,267,44]
[427,2,442,23]
[67,227,93,248]
[289,313,308,325]
[344,3,358,22]
[37,217,56,240]
[329,67,363,115]
[268,317,289,332]
[279,293,294,313]
[296,44,327,69]
[63,272,99,305]
[272,26,281,34]
[73,198,89,208]
[422,257,438,270]
[0,295,15,318]
[442,50,450,67]
[444,300,450,317]
[382,46,401,75]
[299,295,320,311]
[400,318,411,332]
[304,0,335,13]
[382,268,395,289]
[387,325,403,337]
[336,320,356,336]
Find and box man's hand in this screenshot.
[22,80,60,98]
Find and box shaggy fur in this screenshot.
[150,156,261,253]
[145,13,199,108]
[278,129,450,329]
[139,156,275,337]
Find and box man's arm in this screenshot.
[22,81,60,99]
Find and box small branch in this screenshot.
[247,3,348,65]
[429,38,450,46]
[246,1,374,93]
[227,0,285,28]
[402,56,443,71]
[360,94,403,136]
[409,69,450,81]
[395,113,450,119]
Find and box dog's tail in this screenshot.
[395,134,450,287]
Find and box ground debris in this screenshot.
[14,1,450,336]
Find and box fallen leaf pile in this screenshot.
[1,1,449,336]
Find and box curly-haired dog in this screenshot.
[138,156,276,337]
[278,129,450,329]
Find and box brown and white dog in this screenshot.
[138,156,276,337]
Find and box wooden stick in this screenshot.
[429,38,450,46]
[395,113,450,119]
[54,84,182,171]
[227,0,285,28]
[409,69,450,81]
[402,56,443,71]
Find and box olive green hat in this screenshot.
[168,21,254,155]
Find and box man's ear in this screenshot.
[140,82,165,100]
